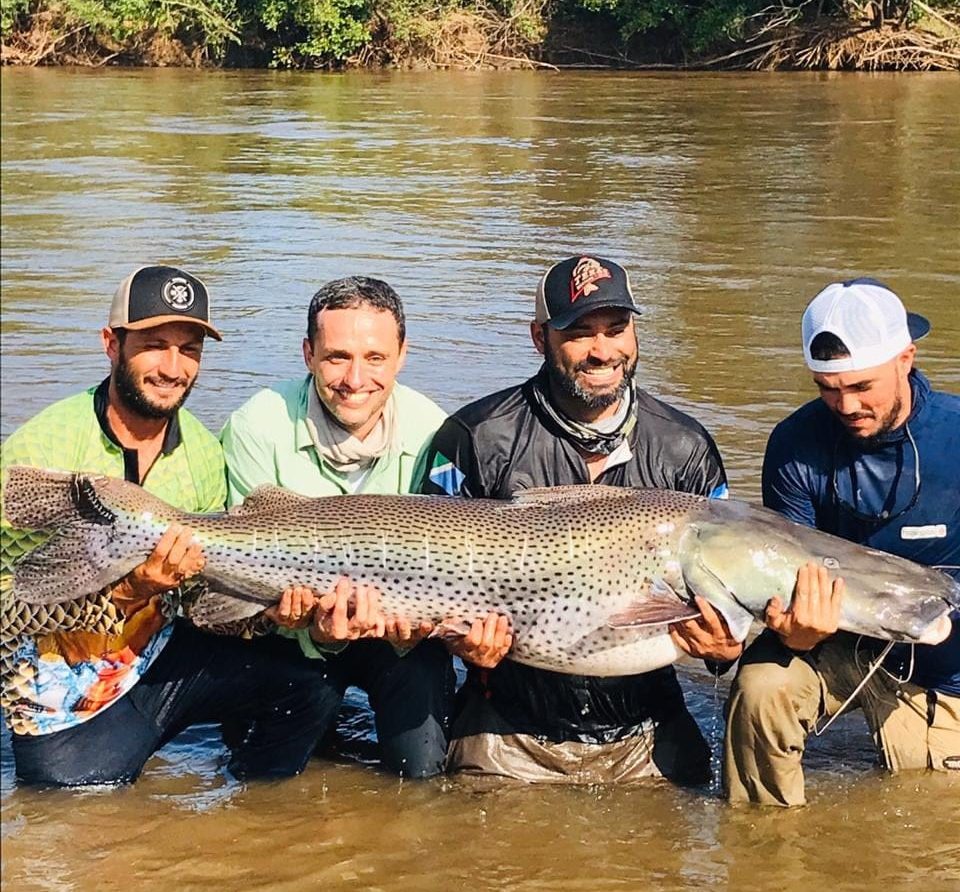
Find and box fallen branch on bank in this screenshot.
[484,52,559,69]
[911,0,960,36]
[747,20,959,69]
[693,0,960,72]
[698,37,787,67]
[551,44,679,68]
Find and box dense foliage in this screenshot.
[1,0,957,66]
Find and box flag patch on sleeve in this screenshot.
[428,453,466,496]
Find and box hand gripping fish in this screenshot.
[3,466,958,679]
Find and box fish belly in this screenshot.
[512,624,685,677]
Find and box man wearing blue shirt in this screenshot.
[724,278,960,806]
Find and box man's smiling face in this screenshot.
[304,304,407,441]
[533,306,638,421]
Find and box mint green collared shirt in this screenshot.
[219,375,446,657]
[221,376,446,504]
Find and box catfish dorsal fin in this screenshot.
[229,485,315,516]
[72,475,117,526]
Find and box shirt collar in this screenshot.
[294,375,417,458]
[295,376,318,452]
[905,369,930,425]
[94,376,182,456]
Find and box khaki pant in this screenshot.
[724,631,960,807]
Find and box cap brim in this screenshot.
[907,312,930,343]
[116,315,223,341]
[549,300,641,331]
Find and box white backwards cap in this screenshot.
[801,278,930,373]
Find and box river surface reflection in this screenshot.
[1,68,958,891]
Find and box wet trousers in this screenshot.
[447,684,712,785]
[12,620,335,787]
[723,630,960,807]
[306,638,456,779]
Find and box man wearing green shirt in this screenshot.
[2,265,331,787]
[220,276,456,778]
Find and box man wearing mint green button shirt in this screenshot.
[220,276,455,778]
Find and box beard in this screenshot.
[113,354,196,420]
[544,339,637,412]
[841,393,903,449]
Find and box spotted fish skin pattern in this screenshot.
[4,466,958,679]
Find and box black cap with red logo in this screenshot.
[534,255,641,330]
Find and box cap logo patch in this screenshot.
[161,277,195,312]
[570,257,611,302]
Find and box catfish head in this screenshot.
[679,498,958,646]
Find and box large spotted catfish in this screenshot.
[3,466,957,679]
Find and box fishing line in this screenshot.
[876,642,915,685]
[814,637,897,736]
[813,561,957,737]
[872,563,960,685]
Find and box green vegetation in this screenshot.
[1,0,957,67]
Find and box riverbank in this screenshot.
[2,0,958,70]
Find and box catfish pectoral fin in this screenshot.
[682,560,755,643]
[12,531,143,606]
[606,596,701,628]
[3,466,88,530]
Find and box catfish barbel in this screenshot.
[3,466,958,681]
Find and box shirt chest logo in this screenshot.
[901,524,947,540]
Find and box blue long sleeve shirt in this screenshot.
[762,370,960,695]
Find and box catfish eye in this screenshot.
[823,557,840,569]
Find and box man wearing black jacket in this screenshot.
[417,254,742,784]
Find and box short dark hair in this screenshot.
[306,277,406,345]
[809,331,851,362]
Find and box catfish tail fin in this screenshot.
[3,467,147,605]
[2,466,109,530]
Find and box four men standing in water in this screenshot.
[1,261,956,799]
